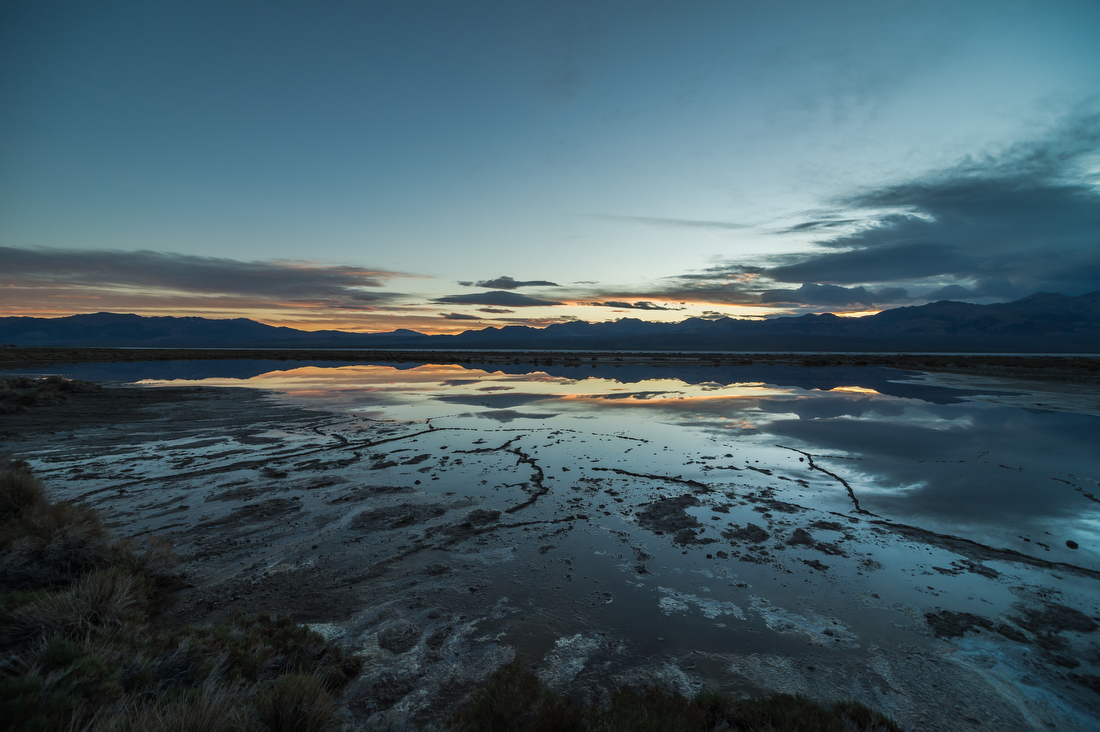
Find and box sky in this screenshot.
[2,0,1099,334]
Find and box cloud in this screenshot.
[491,315,580,326]
[441,312,480,320]
[477,307,515,314]
[586,300,682,311]
[766,241,972,284]
[760,283,877,306]
[588,214,750,230]
[765,113,1100,296]
[431,291,562,307]
[459,275,560,289]
[777,217,861,233]
[599,112,1100,314]
[0,246,412,310]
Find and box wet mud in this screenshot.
[3,380,1100,731]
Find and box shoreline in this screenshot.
[3,346,1099,384]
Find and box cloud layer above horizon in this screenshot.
[1,2,1098,332]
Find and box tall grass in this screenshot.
[0,465,359,732]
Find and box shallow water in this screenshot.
[11,359,1100,729]
[116,359,1099,567]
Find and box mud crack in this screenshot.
[777,445,873,516]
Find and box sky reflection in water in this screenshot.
[127,360,1100,567]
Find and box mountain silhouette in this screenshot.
[2,291,1098,352]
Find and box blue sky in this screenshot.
[2,1,1098,332]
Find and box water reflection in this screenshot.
[11,357,1100,723]
[12,358,1100,565]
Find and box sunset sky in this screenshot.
[2,1,1099,334]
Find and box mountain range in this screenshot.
[2,291,1099,353]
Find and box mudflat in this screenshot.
[3,364,1100,730]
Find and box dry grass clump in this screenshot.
[0,466,359,732]
[5,567,146,642]
[254,674,338,732]
[452,661,902,732]
[0,462,176,592]
[0,466,46,522]
[100,678,255,732]
[451,660,584,732]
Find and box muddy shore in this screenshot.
[3,376,1100,730]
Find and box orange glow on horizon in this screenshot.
[2,286,883,333]
[834,309,881,318]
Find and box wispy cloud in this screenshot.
[0,247,415,310]
[441,312,480,320]
[586,300,683,311]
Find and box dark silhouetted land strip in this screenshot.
[2,347,1098,384]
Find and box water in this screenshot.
[9,358,1100,728]
[113,360,1099,568]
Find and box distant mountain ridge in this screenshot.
[2,291,1099,352]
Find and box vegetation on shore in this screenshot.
[0,462,360,731]
[0,459,902,731]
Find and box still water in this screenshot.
[114,358,1099,567]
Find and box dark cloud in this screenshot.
[587,300,681,311]
[459,275,560,289]
[0,246,410,309]
[760,283,876,306]
[767,241,973,285]
[778,217,861,233]
[767,113,1100,296]
[589,214,750,230]
[441,312,480,320]
[477,307,515,314]
[673,263,766,281]
[432,291,562,307]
